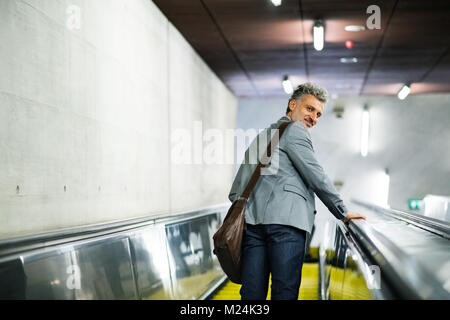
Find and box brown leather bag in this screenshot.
[213,121,293,284]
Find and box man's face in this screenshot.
[287,94,324,129]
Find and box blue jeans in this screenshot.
[240,224,307,300]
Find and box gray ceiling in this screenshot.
[153,0,450,98]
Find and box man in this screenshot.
[228,83,366,300]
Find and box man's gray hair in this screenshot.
[286,82,328,113]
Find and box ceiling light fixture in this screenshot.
[381,169,391,209]
[340,57,358,64]
[360,105,370,157]
[345,25,366,32]
[270,0,282,6]
[313,20,325,51]
[397,84,411,100]
[282,76,293,94]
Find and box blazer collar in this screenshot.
[280,115,291,122]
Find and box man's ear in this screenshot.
[288,100,296,112]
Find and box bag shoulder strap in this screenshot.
[240,120,293,200]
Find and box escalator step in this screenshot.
[211,263,318,300]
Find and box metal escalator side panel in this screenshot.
[347,220,450,299]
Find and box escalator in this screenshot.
[0,201,448,300]
[209,200,450,300]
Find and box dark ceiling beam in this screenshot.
[199,0,260,97]
[359,0,399,96]
[298,0,310,81]
[417,46,450,83]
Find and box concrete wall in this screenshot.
[0,0,237,240]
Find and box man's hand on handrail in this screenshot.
[343,211,367,224]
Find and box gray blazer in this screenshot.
[228,115,348,234]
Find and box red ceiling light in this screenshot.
[345,40,354,49]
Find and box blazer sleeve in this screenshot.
[284,122,348,220]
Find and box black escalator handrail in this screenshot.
[342,219,450,299]
[0,203,229,259]
[352,199,450,240]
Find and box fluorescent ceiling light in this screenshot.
[340,57,358,64]
[381,169,391,209]
[313,21,324,51]
[282,76,293,94]
[271,0,282,6]
[345,25,366,32]
[360,106,369,157]
[397,84,411,100]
